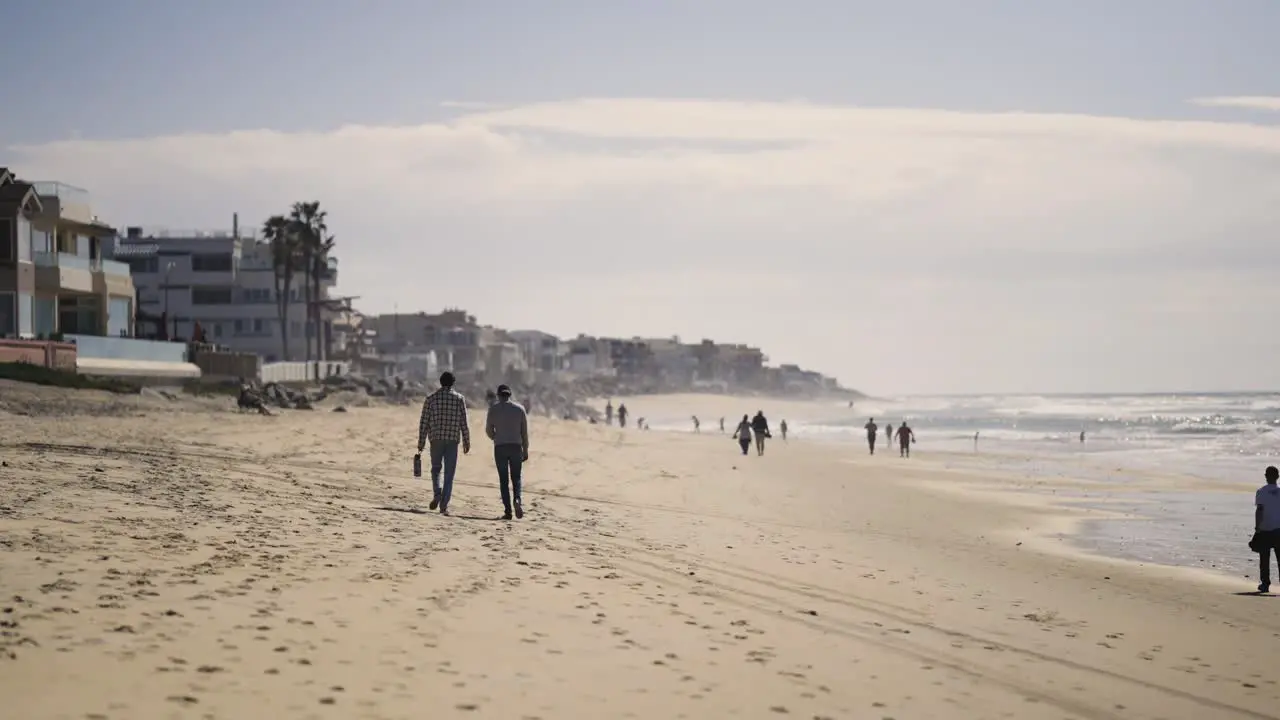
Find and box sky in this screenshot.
[4,0,1280,395]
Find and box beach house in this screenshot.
[109,220,339,363]
[0,168,137,340]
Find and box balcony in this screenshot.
[93,258,131,277]
[34,251,92,271]
[34,251,95,294]
[33,252,135,297]
[31,181,95,225]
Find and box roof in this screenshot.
[0,181,43,215]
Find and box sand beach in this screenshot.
[2,384,1278,719]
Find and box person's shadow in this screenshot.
[1233,591,1274,597]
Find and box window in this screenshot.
[213,323,223,338]
[191,287,234,305]
[233,319,244,334]
[0,292,14,337]
[34,296,56,336]
[241,288,272,304]
[254,318,266,334]
[191,253,234,272]
[30,227,51,255]
[126,257,159,274]
[0,219,12,262]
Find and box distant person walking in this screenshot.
[605,400,614,426]
[779,420,788,442]
[974,431,980,452]
[896,422,915,458]
[751,411,771,456]
[1080,430,1085,444]
[617,403,629,428]
[720,417,725,433]
[485,384,529,520]
[864,418,878,455]
[1254,466,1280,593]
[417,371,471,516]
[885,423,894,449]
[693,416,701,433]
[734,415,752,455]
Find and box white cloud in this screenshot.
[1192,96,1280,112]
[9,98,1280,393]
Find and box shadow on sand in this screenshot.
[373,506,507,522]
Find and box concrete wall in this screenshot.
[0,339,76,370]
[66,334,188,363]
[193,350,262,381]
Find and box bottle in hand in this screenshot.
[413,453,422,478]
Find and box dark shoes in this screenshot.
[514,502,524,519]
[503,510,513,520]
[429,496,439,510]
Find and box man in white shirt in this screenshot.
[1254,466,1280,593]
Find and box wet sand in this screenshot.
[2,385,1278,719]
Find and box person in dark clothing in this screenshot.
[485,384,529,520]
[734,415,752,455]
[864,418,878,455]
[1254,466,1280,593]
[779,420,788,442]
[617,403,629,428]
[751,411,770,456]
[896,422,915,458]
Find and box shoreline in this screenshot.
[621,392,1261,588]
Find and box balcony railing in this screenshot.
[31,181,91,207]
[94,258,132,277]
[33,251,92,271]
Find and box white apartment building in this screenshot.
[106,221,337,362]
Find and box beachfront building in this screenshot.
[0,168,135,339]
[566,334,615,375]
[107,220,338,362]
[367,309,487,374]
[507,329,568,375]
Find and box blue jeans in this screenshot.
[430,441,459,509]
[494,444,524,512]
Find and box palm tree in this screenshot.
[310,231,336,372]
[288,202,328,368]
[262,215,298,361]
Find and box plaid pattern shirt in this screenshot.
[419,387,471,449]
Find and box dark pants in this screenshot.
[1260,531,1280,587]
[867,435,875,454]
[494,443,524,512]
[430,441,459,509]
[738,437,751,455]
[900,440,910,457]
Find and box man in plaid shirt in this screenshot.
[417,371,471,515]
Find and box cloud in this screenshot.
[1192,96,1280,112]
[9,98,1280,393]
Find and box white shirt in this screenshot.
[1256,484,1280,531]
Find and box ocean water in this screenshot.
[647,392,1280,581]
[802,392,1280,488]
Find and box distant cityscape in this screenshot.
[0,166,844,396]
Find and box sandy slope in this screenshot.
[0,387,1276,720]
